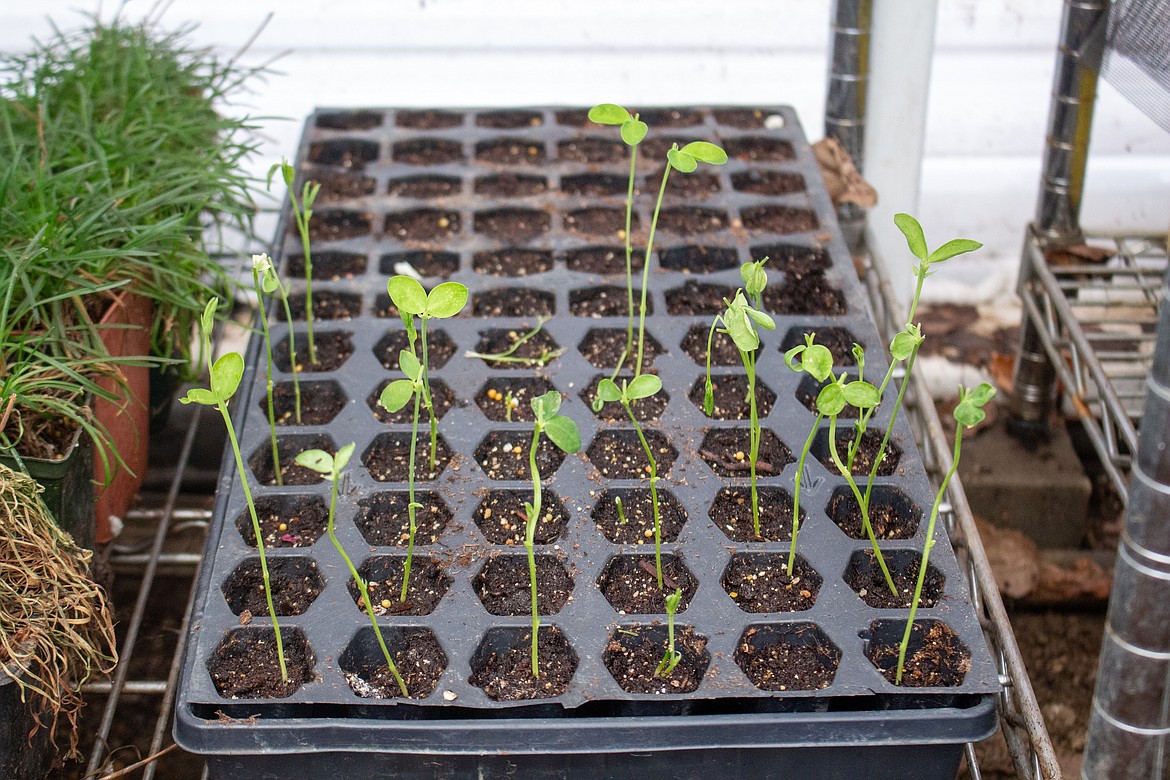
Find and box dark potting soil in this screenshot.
[223,558,322,617]
[815,428,902,477]
[698,427,793,477]
[475,173,549,198]
[764,270,846,316]
[654,169,721,199]
[314,171,377,202]
[303,210,373,242]
[236,495,327,548]
[779,325,858,365]
[656,206,728,236]
[565,207,636,237]
[637,108,703,127]
[385,209,460,242]
[352,491,452,547]
[286,290,362,321]
[682,326,746,366]
[472,328,562,369]
[474,377,555,422]
[586,428,676,479]
[828,492,920,540]
[392,138,464,164]
[554,108,593,127]
[353,556,451,616]
[287,251,368,280]
[603,625,709,694]
[659,244,737,273]
[468,627,576,701]
[386,175,461,199]
[473,555,574,616]
[710,486,799,543]
[474,489,569,545]
[570,285,650,318]
[473,208,551,243]
[557,137,627,163]
[724,136,796,163]
[477,110,543,129]
[561,173,627,197]
[380,250,460,278]
[582,374,668,423]
[396,110,462,129]
[476,138,546,165]
[473,433,566,481]
[368,378,454,424]
[563,246,645,275]
[867,621,973,688]
[308,140,377,169]
[344,629,446,699]
[318,110,383,130]
[641,136,702,159]
[577,328,662,369]
[665,280,735,315]
[731,170,805,196]
[735,625,840,691]
[713,108,766,128]
[473,248,554,277]
[751,242,832,272]
[274,331,354,373]
[689,374,776,421]
[267,381,346,426]
[591,489,687,545]
[721,553,821,613]
[597,555,698,614]
[373,329,455,369]
[844,550,943,610]
[250,437,332,486]
[207,628,315,699]
[472,287,555,318]
[364,433,454,482]
[741,205,817,235]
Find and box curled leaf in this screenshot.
[294,449,334,475]
[620,119,648,146]
[801,344,833,382]
[666,147,697,173]
[334,442,356,473]
[893,213,928,262]
[179,388,216,406]
[680,141,728,165]
[531,390,562,421]
[588,103,631,125]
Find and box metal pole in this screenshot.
[1083,268,1170,778]
[824,0,872,253]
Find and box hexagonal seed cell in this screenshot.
[795,374,862,418]
[363,432,453,482]
[638,107,704,127]
[285,290,362,321]
[475,137,546,165]
[564,207,635,237]
[386,175,461,199]
[474,173,549,198]
[274,331,355,374]
[721,553,822,612]
[827,485,922,541]
[597,554,698,614]
[735,623,841,691]
[731,170,805,196]
[591,488,687,544]
[558,137,627,163]
[561,173,627,197]
[286,251,367,280]
[713,108,767,128]
[750,242,831,271]
[373,329,455,370]
[563,246,645,275]
[310,171,377,203]
[554,108,594,127]
[845,549,945,609]
[477,109,543,129]
[656,206,729,236]
[474,489,569,545]
[340,626,447,699]
[577,328,661,369]
[780,326,860,366]
[473,555,574,616]
[353,491,452,547]
[237,494,327,548]
[473,248,553,277]
[352,555,451,616]
[645,167,720,199]
[812,427,902,477]
[764,270,846,316]
[469,626,577,701]
[681,324,748,367]
[581,374,668,423]
[472,287,555,318]
[472,328,562,369]
[709,486,802,543]
[222,557,323,616]
[317,110,383,130]
[264,380,346,426]
[308,139,378,168]
[658,245,738,273]
[698,428,792,477]
[207,627,315,699]
[384,208,460,242]
[689,374,776,421]
[569,286,648,318]
[379,250,459,279]
[475,377,556,422]
[865,619,972,687]
[248,433,334,486]
[473,207,550,243]
[396,110,463,129]
[741,205,817,235]
[586,429,677,479]
[724,136,795,162]
[474,430,569,481]
[300,210,373,242]
[665,280,734,315]
[392,137,464,164]
[641,135,703,158]
[603,624,710,694]
[368,377,453,424]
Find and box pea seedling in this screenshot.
[378,348,427,602]
[268,160,322,366]
[524,391,581,676]
[463,317,564,368]
[703,290,776,538]
[181,300,287,682]
[740,256,769,312]
[252,254,285,484]
[783,333,834,574]
[895,383,995,684]
[296,444,410,697]
[654,587,684,679]
[596,374,667,587]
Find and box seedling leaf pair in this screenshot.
[388,277,468,319]
[667,141,729,172]
[587,103,648,146]
[295,443,355,477]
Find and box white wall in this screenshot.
[5,0,1169,303]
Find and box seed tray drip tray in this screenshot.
[177,106,998,770]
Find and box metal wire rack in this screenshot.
[1016,227,1169,501]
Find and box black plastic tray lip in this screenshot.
[177,105,999,752]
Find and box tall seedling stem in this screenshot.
[269,160,322,367]
[252,254,283,486]
[784,334,834,573]
[378,347,427,602]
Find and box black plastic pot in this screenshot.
[0,429,95,550]
[176,105,999,779]
[0,667,55,780]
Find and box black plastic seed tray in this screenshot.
[176,106,998,778]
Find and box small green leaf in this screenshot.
[179,388,217,406]
[200,299,218,337]
[626,374,662,400]
[588,103,631,125]
[334,443,356,473]
[954,402,987,429]
[816,384,847,416]
[260,272,281,295]
[843,381,880,409]
[725,308,760,352]
[597,379,622,403]
[620,119,648,146]
[210,353,244,402]
[680,141,728,165]
[543,415,581,454]
[745,307,775,331]
[295,449,334,475]
[531,390,562,421]
[894,213,928,261]
[387,276,427,315]
[426,282,469,319]
[703,380,715,416]
[379,379,415,413]
[399,350,422,382]
[666,148,698,173]
[969,382,997,407]
[929,238,983,264]
[741,260,768,296]
[890,330,918,361]
[784,344,806,372]
[802,344,833,382]
[523,501,537,520]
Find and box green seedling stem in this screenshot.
[615,495,628,525]
[182,300,286,682]
[378,348,427,602]
[252,255,282,486]
[296,445,409,697]
[654,588,684,678]
[269,160,322,366]
[463,318,561,367]
[789,411,822,574]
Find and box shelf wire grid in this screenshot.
[1017,226,1169,501]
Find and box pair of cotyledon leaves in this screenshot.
[387,275,468,320]
[597,373,662,407]
[181,300,243,408]
[588,103,729,172]
[784,334,879,418]
[296,443,356,480]
[893,212,983,278]
[955,383,996,429]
